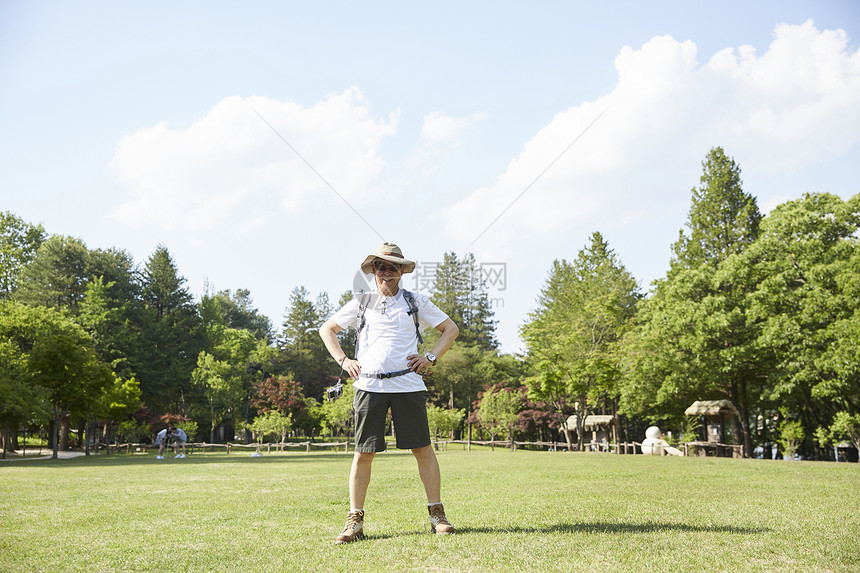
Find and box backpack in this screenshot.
[354,289,423,356]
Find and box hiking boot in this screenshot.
[335,510,365,544]
[428,504,455,534]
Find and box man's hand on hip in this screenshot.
[407,354,432,374]
[344,358,362,379]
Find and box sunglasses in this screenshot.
[372,260,402,273]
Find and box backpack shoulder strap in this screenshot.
[354,292,372,356]
[401,289,424,345]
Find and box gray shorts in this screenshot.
[353,390,431,453]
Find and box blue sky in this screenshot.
[2,1,859,353]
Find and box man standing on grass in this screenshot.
[319,242,460,544]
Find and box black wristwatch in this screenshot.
[425,353,437,365]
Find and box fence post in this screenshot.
[467,423,472,452]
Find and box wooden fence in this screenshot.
[89,438,742,457]
[100,440,353,455]
[440,439,646,453]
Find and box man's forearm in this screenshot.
[319,320,347,364]
[431,319,459,361]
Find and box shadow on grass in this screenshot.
[344,521,769,542]
[344,521,769,543]
[456,521,770,535]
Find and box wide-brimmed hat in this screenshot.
[360,242,416,274]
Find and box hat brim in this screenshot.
[360,254,415,274]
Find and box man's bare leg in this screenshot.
[412,445,454,533]
[336,451,375,544]
[350,451,375,509]
[411,445,441,503]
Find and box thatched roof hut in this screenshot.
[563,415,618,446]
[564,414,616,431]
[684,400,739,417]
[685,400,740,448]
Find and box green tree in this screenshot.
[522,232,640,451]
[422,252,501,414]
[17,240,145,384]
[427,345,479,411]
[278,286,330,399]
[622,192,858,459]
[671,146,762,272]
[82,248,144,378]
[0,302,76,454]
[430,348,527,434]
[300,396,325,438]
[192,327,257,442]
[744,193,860,457]
[426,404,465,442]
[251,376,308,431]
[430,252,498,350]
[334,290,357,358]
[200,286,273,344]
[28,332,113,459]
[320,381,355,438]
[622,260,765,454]
[476,384,522,448]
[98,374,142,445]
[280,286,319,349]
[115,419,151,444]
[137,245,203,415]
[86,247,140,311]
[14,234,89,311]
[0,337,45,456]
[0,211,46,299]
[621,148,764,455]
[192,351,233,442]
[816,411,860,459]
[248,410,292,444]
[78,276,140,380]
[459,253,498,350]
[777,419,804,459]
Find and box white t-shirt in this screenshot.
[156,428,187,443]
[155,429,168,445]
[332,289,448,393]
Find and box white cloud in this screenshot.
[405,110,487,171]
[443,21,860,251]
[420,110,487,145]
[109,87,400,231]
[704,20,860,168]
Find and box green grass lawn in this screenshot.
[1,448,858,572]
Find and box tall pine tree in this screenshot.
[671,146,761,272]
[278,286,330,400]
[430,252,498,351]
[136,245,202,415]
[622,148,764,456]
